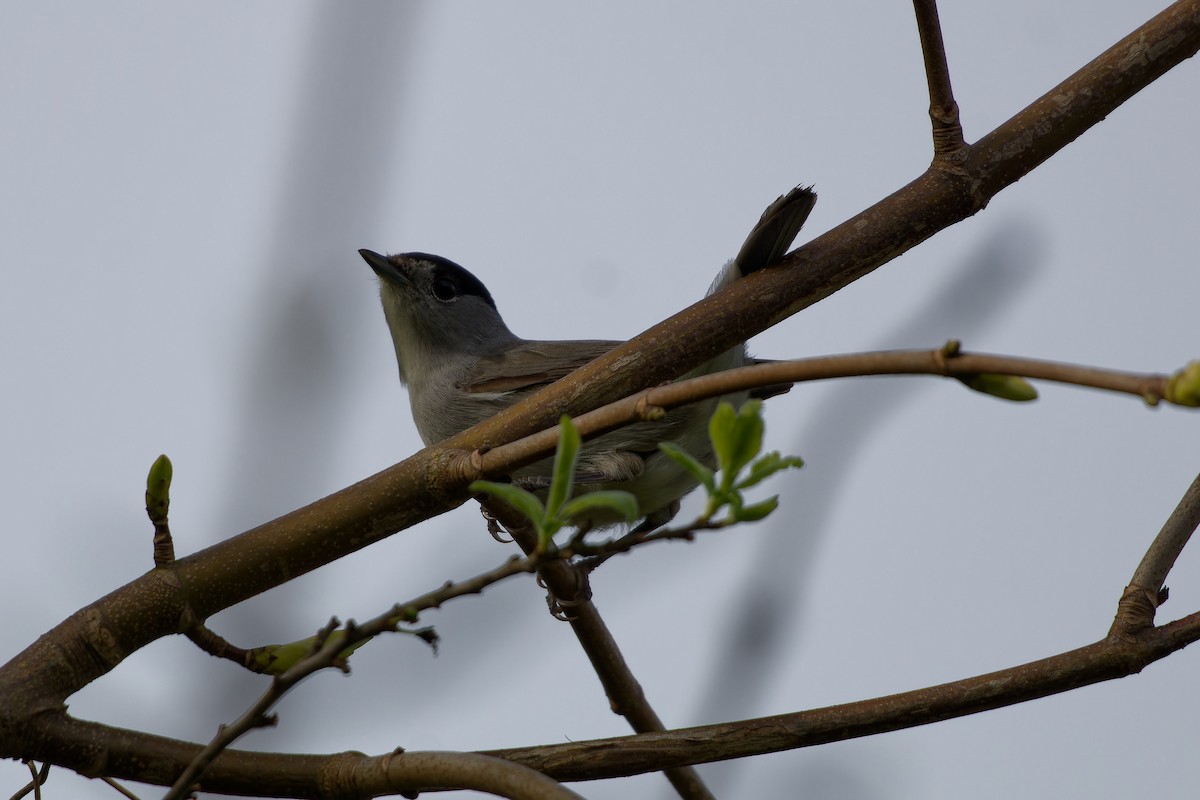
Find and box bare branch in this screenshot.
[346,752,588,799]
[1112,470,1200,637]
[1130,470,1200,595]
[8,761,49,800]
[24,603,1200,794]
[98,777,142,800]
[912,0,965,156]
[183,624,254,671]
[486,611,1200,782]
[969,1,1200,195]
[479,348,1186,481]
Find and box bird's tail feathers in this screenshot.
[708,184,817,296]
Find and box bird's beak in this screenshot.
[359,249,410,287]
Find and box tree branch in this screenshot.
[483,505,715,800]
[28,606,1200,794]
[486,610,1200,782]
[912,0,965,156]
[479,348,1189,480]
[1112,470,1200,638]
[344,752,588,800]
[1130,471,1200,597]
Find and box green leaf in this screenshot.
[323,630,369,662]
[707,401,738,479]
[469,480,546,530]
[735,451,804,490]
[251,640,307,675]
[251,630,369,676]
[732,495,779,522]
[958,373,1038,402]
[658,441,716,493]
[545,415,581,520]
[716,400,764,490]
[559,490,640,525]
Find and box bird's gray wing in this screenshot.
[462,339,623,394]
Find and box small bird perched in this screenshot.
[361,185,815,530]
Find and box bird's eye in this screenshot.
[432,276,458,302]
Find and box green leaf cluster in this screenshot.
[469,416,639,550]
[659,400,803,524]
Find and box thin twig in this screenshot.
[8,761,49,800]
[912,0,965,156]
[485,502,717,800]
[28,761,41,800]
[165,691,278,797]
[183,624,253,670]
[1130,470,1200,594]
[165,618,352,800]
[567,519,728,567]
[478,348,1184,483]
[98,777,142,800]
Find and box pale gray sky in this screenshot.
[2,3,1198,799]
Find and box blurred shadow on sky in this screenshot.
[217,3,419,536]
[689,220,1045,798]
[207,2,420,777]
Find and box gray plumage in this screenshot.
[362,185,815,529]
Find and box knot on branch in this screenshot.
[316,749,370,798]
[929,113,967,162]
[425,448,484,503]
[634,389,666,422]
[933,339,960,374]
[1109,583,1161,641]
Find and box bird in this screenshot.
[360,185,815,530]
